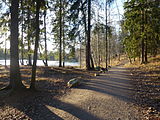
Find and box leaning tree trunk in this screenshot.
[30,0,40,89]
[10,0,24,90]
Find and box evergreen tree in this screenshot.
[10,0,24,90]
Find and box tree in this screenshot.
[43,9,48,66]
[27,5,32,66]
[10,0,24,90]
[105,0,108,69]
[52,0,69,67]
[30,0,41,89]
[20,0,24,65]
[123,0,160,63]
[59,0,62,67]
[86,0,91,70]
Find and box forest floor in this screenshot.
[124,55,160,120]
[0,56,159,120]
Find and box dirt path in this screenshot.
[0,65,145,120]
[51,66,144,120]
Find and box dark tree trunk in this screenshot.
[144,2,148,63]
[30,0,40,89]
[97,10,100,67]
[79,35,82,68]
[108,4,111,65]
[62,1,65,67]
[4,35,7,67]
[59,0,62,67]
[82,9,87,68]
[10,0,24,89]
[86,0,91,70]
[90,53,94,69]
[62,26,65,67]
[80,42,82,68]
[141,26,145,64]
[44,10,48,66]
[98,34,100,67]
[141,3,145,64]
[27,6,32,66]
[105,0,108,69]
[20,0,24,65]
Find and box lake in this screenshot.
[0,60,80,66]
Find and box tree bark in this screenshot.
[30,0,40,89]
[86,0,91,70]
[81,8,87,68]
[62,0,65,67]
[90,53,94,69]
[141,2,145,64]
[44,10,48,66]
[144,0,148,63]
[27,6,32,66]
[21,0,24,65]
[59,0,62,67]
[10,0,24,90]
[105,0,108,69]
[4,34,7,67]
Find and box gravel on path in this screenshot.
[56,66,144,120]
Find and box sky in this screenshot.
[105,0,125,32]
[0,0,125,52]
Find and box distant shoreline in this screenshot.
[0,60,80,66]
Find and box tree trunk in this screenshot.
[98,31,100,67]
[62,1,65,67]
[108,4,111,65]
[144,1,148,63]
[10,0,24,90]
[141,2,145,64]
[27,6,32,66]
[80,42,82,68]
[59,0,62,67]
[20,0,24,65]
[44,10,48,66]
[90,53,94,69]
[79,34,82,68]
[4,34,7,67]
[86,0,91,70]
[105,0,108,69]
[30,0,40,89]
[82,9,87,68]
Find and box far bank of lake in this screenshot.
[0,60,80,66]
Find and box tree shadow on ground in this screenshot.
[0,80,99,120]
[81,67,135,102]
[131,67,160,112]
[81,66,160,112]
[0,65,98,120]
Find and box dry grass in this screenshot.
[0,65,94,91]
